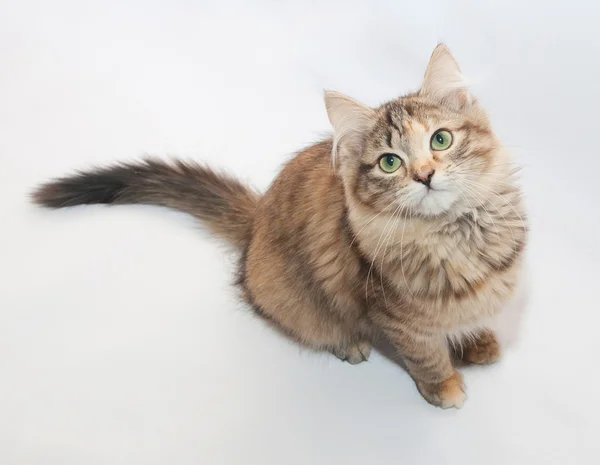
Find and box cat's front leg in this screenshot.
[376,315,466,408]
[403,337,466,409]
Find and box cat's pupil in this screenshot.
[386,155,395,166]
[436,134,444,143]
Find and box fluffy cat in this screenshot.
[33,45,527,408]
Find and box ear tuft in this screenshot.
[420,44,471,107]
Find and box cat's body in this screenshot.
[244,134,525,401]
[33,45,527,408]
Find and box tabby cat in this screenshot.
[33,45,527,408]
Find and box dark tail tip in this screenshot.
[31,172,126,208]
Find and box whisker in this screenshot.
[379,201,408,307]
[461,178,526,226]
[455,180,502,242]
[365,203,403,303]
[462,172,522,189]
[458,179,522,251]
[400,205,416,299]
[349,202,396,250]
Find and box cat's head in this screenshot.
[325,44,503,218]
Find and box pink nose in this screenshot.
[413,166,435,187]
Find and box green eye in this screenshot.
[378,154,402,173]
[431,130,453,151]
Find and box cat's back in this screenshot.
[253,138,344,232]
[243,138,368,328]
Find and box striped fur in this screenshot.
[32,45,527,408]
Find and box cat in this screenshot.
[32,45,527,408]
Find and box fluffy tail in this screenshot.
[32,158,260,248]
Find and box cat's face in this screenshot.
[326,45,501,218]
[350,96,497,216]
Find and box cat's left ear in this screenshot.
[420,44,472,108]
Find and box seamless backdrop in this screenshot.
[1,1,599,464]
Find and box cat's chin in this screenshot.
[415,189,459,217]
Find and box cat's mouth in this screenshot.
[416,187,458,216]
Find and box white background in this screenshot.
[1,1,599,464]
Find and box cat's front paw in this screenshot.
[331,341,372,364]
[417,371,466,409]
[458,330,501,365]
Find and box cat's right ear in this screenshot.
[324,91,374,135]
[324,91,375,160]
